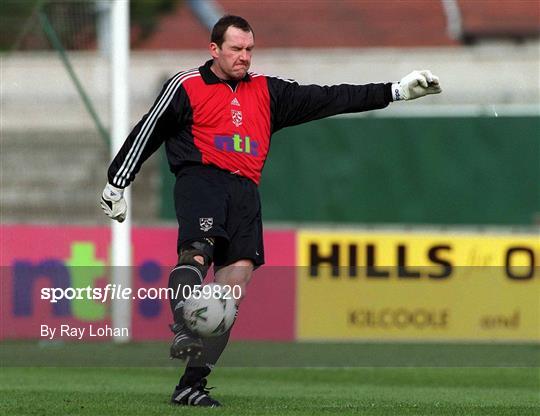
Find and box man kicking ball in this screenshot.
[101,15,441,407]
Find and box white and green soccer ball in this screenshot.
[183,283,237,337]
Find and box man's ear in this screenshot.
[209,42,220,59]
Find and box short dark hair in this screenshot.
[211,15,253,47]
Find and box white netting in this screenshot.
[2,1,109,222]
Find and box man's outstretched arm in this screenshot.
[268,70,441,132]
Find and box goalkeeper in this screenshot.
[101,15,441,407]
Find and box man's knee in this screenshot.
[168,238,216,319]
[215,259,254,302]
[172,238,215,283]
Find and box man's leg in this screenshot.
[214,259,254,304]
[168,238,215,359]
[169,166,232,406]
[179,259,254,385]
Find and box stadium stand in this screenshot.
[458,0,540,43]
[135,0,540,49]
[136,0,456,48]
[132,3,209,49]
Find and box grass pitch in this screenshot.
[1,341,538,415]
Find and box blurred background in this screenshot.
[2,0,539,225]
[1,0,539,355]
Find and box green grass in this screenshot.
[1,342,539,415]
[1,367,538,415]
[2,340,539,367]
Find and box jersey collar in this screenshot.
[199,59,251,84]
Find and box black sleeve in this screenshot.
[107,73,190,188]
[267,76,393,133]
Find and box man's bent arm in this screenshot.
[107,73,189,188]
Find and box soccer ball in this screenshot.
[183,283,237,337]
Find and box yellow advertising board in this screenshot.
[297,230,540,341]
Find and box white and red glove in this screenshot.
[100,183,127,223]
[392,70,442,101]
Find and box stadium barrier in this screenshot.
[160,116,540,226]
[1,225,538,342]
[297,230,539,342]
[0,225,295,341]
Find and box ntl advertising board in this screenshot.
[296,231,540,341]
[2,226,538,342]
[0,226,296,341]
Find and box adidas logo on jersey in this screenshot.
[231,97,240,106]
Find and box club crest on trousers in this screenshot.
[199,217,214,232]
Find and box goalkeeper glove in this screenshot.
[100,183,127,223]
[392,70,442,101]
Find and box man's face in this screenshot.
[210,27,254,81]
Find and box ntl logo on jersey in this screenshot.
[214,134,259,156]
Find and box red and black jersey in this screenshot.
[108,60,393,187]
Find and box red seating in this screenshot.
[458,0,540,42]
[135,0,456,49]
[134,0,539,49]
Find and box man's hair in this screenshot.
[211,15,253,47]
